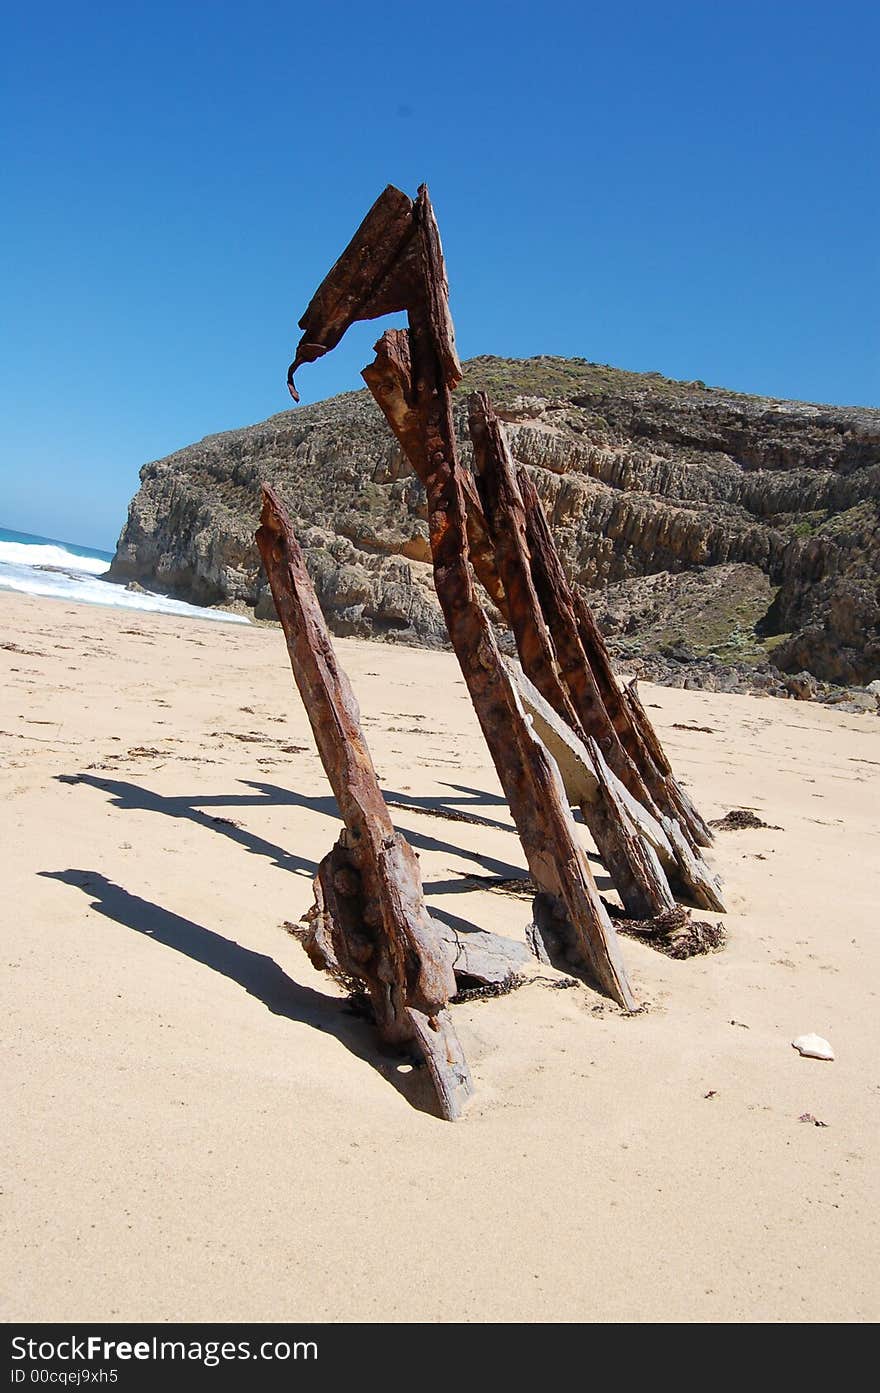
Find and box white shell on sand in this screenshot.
[792,1033,835,1061]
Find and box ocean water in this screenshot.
[0,527,248,625]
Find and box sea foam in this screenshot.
[0,529,249,625]
[0,539,110,576]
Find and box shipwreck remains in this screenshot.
[263,183,724,1118]
[257,485,533,1119]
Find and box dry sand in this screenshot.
[2,590,878,1323]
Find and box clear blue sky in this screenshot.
[2,0,877,550]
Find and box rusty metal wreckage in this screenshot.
[254,184,725,1120]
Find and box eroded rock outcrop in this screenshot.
[108,356,880,683]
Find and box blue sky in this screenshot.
[1,0,877,550]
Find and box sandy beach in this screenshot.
[2,589,878,1323]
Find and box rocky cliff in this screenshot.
[109,356,880,686]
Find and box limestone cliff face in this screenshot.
[109,356,880,683]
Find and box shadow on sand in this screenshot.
[56,773,541,884]
[40,869,443,1118]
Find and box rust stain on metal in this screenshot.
[274,180,725,1076]
[286,185,638,1010]
[256,484,472,1119]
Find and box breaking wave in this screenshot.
[0,527,248,625]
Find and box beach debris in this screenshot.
[352,191,633,1006]
[710,808,782,831]
[259,487,531,1119]
[1,641,44,655]
[464,874,536,897]
[517,465,714,850]
[798,1113,829,1127]
[507,659,725,913]
[257,486,471,1120]
[434,917,533,988]
[792,1033,835,1061]
[469,392,688,920]
[615,905,726,959]
[384,798,493,828]
[452,974,527,1003]
[262,181,729,1112]
[286,184,720,1004]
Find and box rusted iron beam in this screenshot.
[363,328,633,1005]
[287,185,418,400]
[507,659,726,913]
[284,185,505,615]
[255,483,473,1119]
[283,180,730,1001]
[288,187,634,1003]
[467,391,678,919]
[284,185,713,860]
[468,391,580,732]
[514,465,658,803]
[357,193,635,1009]
[518,465,714,850]
[620,675,714,848]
